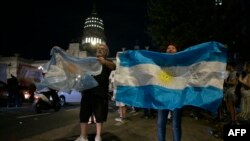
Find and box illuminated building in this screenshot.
[81,5,106,56]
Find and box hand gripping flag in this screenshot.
[36,46,102,92]
[114,41,227,113]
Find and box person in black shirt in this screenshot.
[75,44,116,141]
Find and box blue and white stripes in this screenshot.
[114,41,227,113]
[36,46,102,92]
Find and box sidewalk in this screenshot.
[20,107,222,141]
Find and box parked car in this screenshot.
[57,89,82,106]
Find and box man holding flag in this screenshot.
[35,44,115,141]
[75,44,116,141]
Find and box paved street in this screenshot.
[17,104,222,141]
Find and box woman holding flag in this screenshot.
[157,43,182,141]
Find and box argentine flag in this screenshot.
[114,41,227,113]
[36,46,102,92]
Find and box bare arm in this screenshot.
[239,74,250,88]
[97,57,116,70]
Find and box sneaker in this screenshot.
[115,117,123,122]
[75,136,88,141]
[95,136,102,141]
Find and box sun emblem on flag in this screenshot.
[157,70,173,84]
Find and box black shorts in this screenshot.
[79,92,109,123]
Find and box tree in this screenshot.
[146,0,250,58]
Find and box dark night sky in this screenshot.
[1,0,149,60]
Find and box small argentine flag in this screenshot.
[114,41,227,113]
[36,46,102,92]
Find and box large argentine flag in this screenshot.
[114,41,227,113]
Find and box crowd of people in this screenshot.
[206,60,250,138]
[220,61,250,123]
[3,42,249,141]
[72,43,250,141]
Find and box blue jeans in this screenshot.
[157,108,182,141]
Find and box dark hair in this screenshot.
[167,41,181,51]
